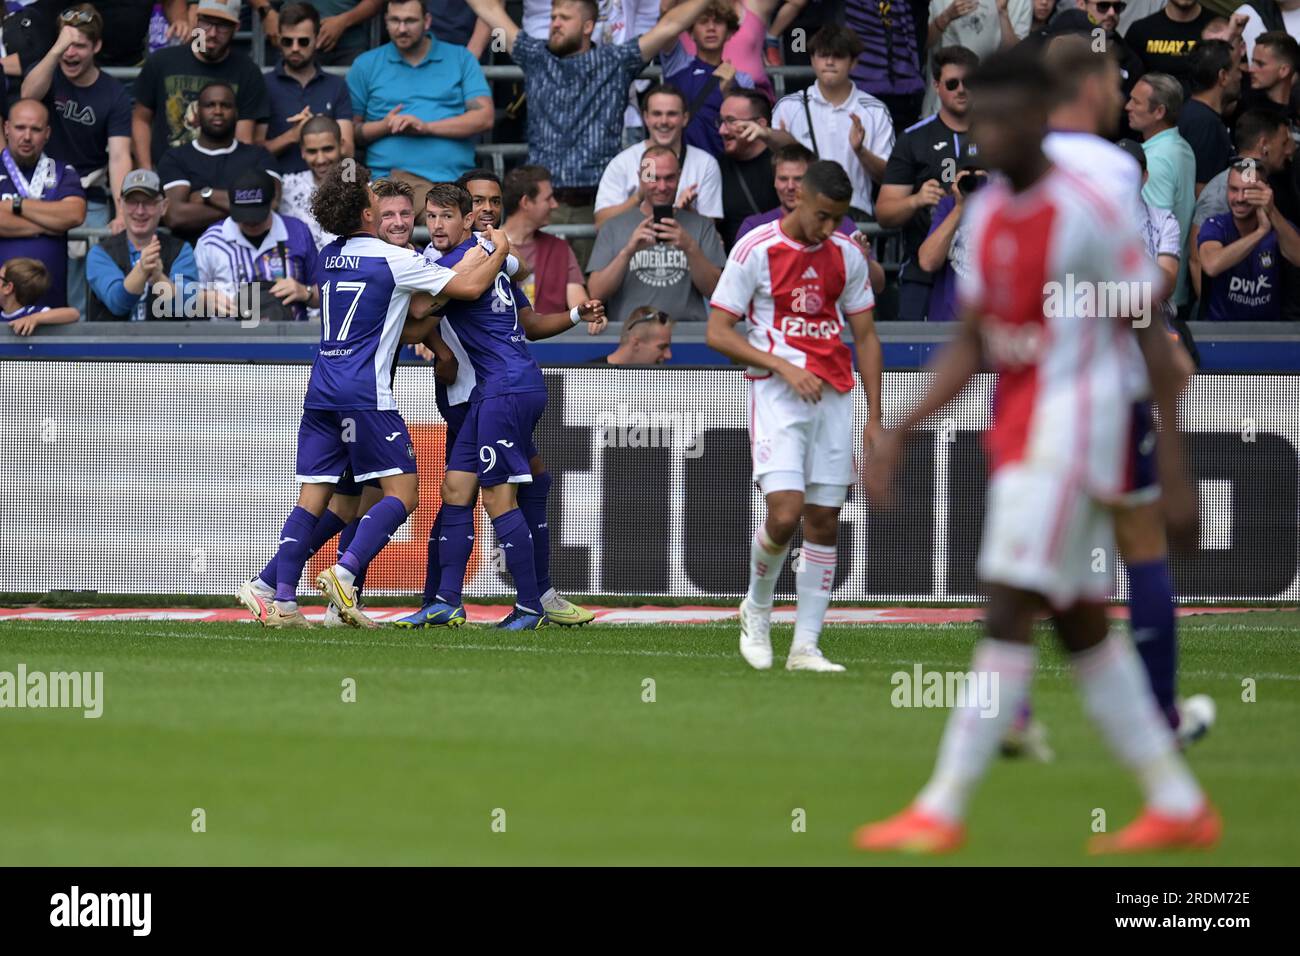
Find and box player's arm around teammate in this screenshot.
[519,299,608,340]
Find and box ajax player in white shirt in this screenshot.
[857,52,1217,855]
[706,160,883,673]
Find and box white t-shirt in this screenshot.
[523,0,551,39]
[772,84,895,214]
[280,170,337,252]
[923,0,1032,114]
[594,140,725,218]
[1234,4,1300,58]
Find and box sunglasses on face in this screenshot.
[1094,1,1126,12]
[279,36,312,48]
[943,77,966,91]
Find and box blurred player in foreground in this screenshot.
[401,183,606,631]
[997,37,1213,755]
[856,51,1220,855]
[706,159,883,672]
[243,166,509,627]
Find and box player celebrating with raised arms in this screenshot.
[706,160,883,673]
[401,183,605,631]
[249,165,511,628]
[856,51,1218,855]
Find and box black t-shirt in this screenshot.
[1178,98,1233,187]
[882,113,976,285]
[90,0,155,67]
[718,149,781,249]
[45,69,134,191]
[157,140,278,239]
[1124,9,1218,84]
[134,45,271,164]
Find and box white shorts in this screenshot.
[748,374,855,498]
[978,464,1116,610]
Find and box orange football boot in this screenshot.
[1089,803,1222,855]
[853,806,966,854]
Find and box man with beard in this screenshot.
[1192,109,1300,318]
[279,115,345,251]
[132,0,270,166]
[158,82,279,243]
[264,3,355,176]
[462,0,717,264]
[347,0,493,201]
[0,98,87,309]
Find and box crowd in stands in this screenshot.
[2,0,1300,341]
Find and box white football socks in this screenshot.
[1072,631,1204,818]
[916,639,1039,823]
[791,541,837,654]
[746,527,789,608]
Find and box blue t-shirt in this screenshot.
[0,155,86,308]
[437,237,545,402]
[1198,213,1290,321]
[46,69,134,188]
[346,36,491,182]
[306,233,457,410]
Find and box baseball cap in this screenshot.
[229,169,276,224]
[195,0,240,24]
[121,169,162,198]
[1115,138,1148,172]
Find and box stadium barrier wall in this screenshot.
[3,361,1296,602]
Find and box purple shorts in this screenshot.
[446,390,545,487]
[1120,400,1159,502]
[441,399,470,466]
[296,408,417,486]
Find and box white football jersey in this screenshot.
[710,220,874,394]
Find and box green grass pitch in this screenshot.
[1,611,1296,865]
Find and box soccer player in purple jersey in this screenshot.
[239,178,471,628]
[238,166,511,628]
[400,182,605,631]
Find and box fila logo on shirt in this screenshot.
[56,99,97,126]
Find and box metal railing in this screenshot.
[103,60,815,98]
